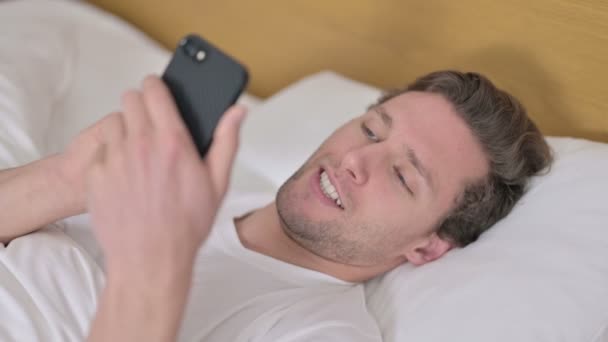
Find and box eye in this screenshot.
[394,167,414,196]
[361,123,379,142]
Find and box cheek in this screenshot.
[351,192,405,234]
[353,188,435,240]
[354,174,406,212]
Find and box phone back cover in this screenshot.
[162,35,248,157]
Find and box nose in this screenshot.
[338,148,370,185]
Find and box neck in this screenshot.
[234,201,404,283]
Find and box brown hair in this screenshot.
[377,71,553,247]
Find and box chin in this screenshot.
[277,183,366,265]
[276,177,311,236]
[276,159,374,264]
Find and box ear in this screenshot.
[404,233,453,266]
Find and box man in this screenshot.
[0,71,552,341]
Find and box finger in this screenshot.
[85,143,107,199]
[141,75,189,137]
[206,105,247,199]
[121,89,153,139]
[91,141,107,167]
[99,112,126,148]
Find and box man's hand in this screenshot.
[87,75,246,342]
[87,75,245,271]
[57,109,122,215]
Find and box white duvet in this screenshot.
[0,228,103,341]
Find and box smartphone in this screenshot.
[162,34,249,158]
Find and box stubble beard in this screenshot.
[276,163,368,265]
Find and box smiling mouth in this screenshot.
[319,169,344,209]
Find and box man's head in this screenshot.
[276,70,552,268]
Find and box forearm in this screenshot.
[0,164,23,183]
[0,154,83,244]
[88,266,193,342]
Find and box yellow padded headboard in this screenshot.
[88,0,608,142]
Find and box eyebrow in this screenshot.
[406,145,435,191]
[373,106,392,128]
[374,105,435,191]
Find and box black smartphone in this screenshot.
[162,34,249,158]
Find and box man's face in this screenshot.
[276,91,488,267]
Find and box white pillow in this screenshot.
[238,71,382,189]
[238,71,608,342]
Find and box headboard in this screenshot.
[87,0,608,142]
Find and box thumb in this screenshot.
[206,105,247,199]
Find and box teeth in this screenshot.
[320,171,343,208]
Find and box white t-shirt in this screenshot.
[0,192,382,342]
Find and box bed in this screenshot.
[0,0,607,341]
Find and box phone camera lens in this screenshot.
[181,39,206,62]
[184,42,199,58]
